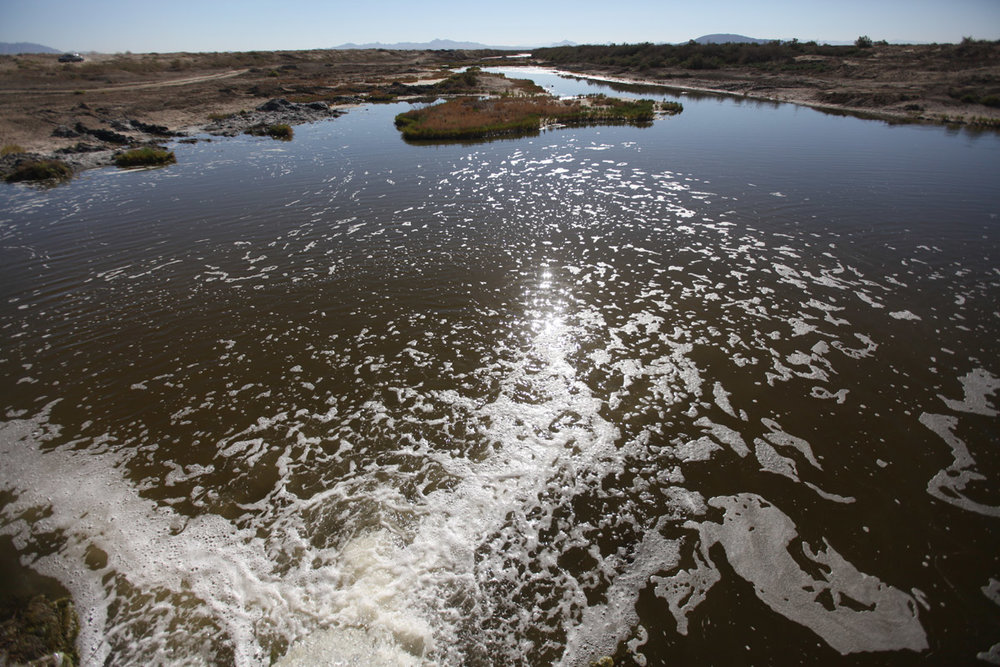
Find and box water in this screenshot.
[1,68,998,665]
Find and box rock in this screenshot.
[55,142,103,154]
[74,123,130,145]
[256,98,293,112]
[130,119,180,137]
[51,125,80,138]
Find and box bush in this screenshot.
[113,147,176,168]
[855,35,874,48]
[1,144,25,156]
[5,159,73,183]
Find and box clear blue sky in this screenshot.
[1,0,998,53]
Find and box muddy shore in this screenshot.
[1,45,997,179]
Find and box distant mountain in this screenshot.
[692,34,772,45]
[0,42,61,55]
[331,38,575,51]
[334,39,503,50]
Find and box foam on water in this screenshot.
[686,494,927,655]
[1,107,998,664]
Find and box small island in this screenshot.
[395,94,682,141]
[394,70,682,141]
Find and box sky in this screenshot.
[1,0,998,53]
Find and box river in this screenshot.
[1,67,998,665]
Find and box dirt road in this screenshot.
[0,69,249,95]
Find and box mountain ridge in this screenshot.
[331,38,574,51]
[0,42,62,55]
[692,34,773,44]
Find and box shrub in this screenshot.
[1,144,25,156]
[5,160,73,183]
[113,147,176,168]
[855,35,874,48]
[247,123,293,140]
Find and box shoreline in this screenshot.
[0,97,351,179]
[2,46,998,181]
[540,66,1000,129]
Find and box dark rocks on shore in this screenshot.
[3,97,348,181]
[51,125,80,139]
[110,118,181,137]
[256,98,294,112]
[203,97,345,137]
[55,142,104,154]
[74,123,131,145]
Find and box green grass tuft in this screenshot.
[113,147,176,168]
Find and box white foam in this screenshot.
[0,405,280,666]
[920,412,1000,518]
[692,494,927,654]
[560,518,683,666]
[939,368,1000,416]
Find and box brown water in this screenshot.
[1,70,999,665]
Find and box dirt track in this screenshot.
[0,69,249,95]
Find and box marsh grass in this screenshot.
[5,160,73,183]
[113,147,176,168]
[395,95,664,141]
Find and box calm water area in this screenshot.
[1,67,999,665]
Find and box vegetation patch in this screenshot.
[1,144,25,156]
[246,123,294,140]
[948,87,1000,108]
[395,95,677,141]
[4,159,73,183]
[0,595,79,665]
[113,147,176,168]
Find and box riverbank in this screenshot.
[0,49,480,179]
[2,44,998,181]
[531,41,1000,128]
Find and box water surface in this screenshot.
[1,69,998,665]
